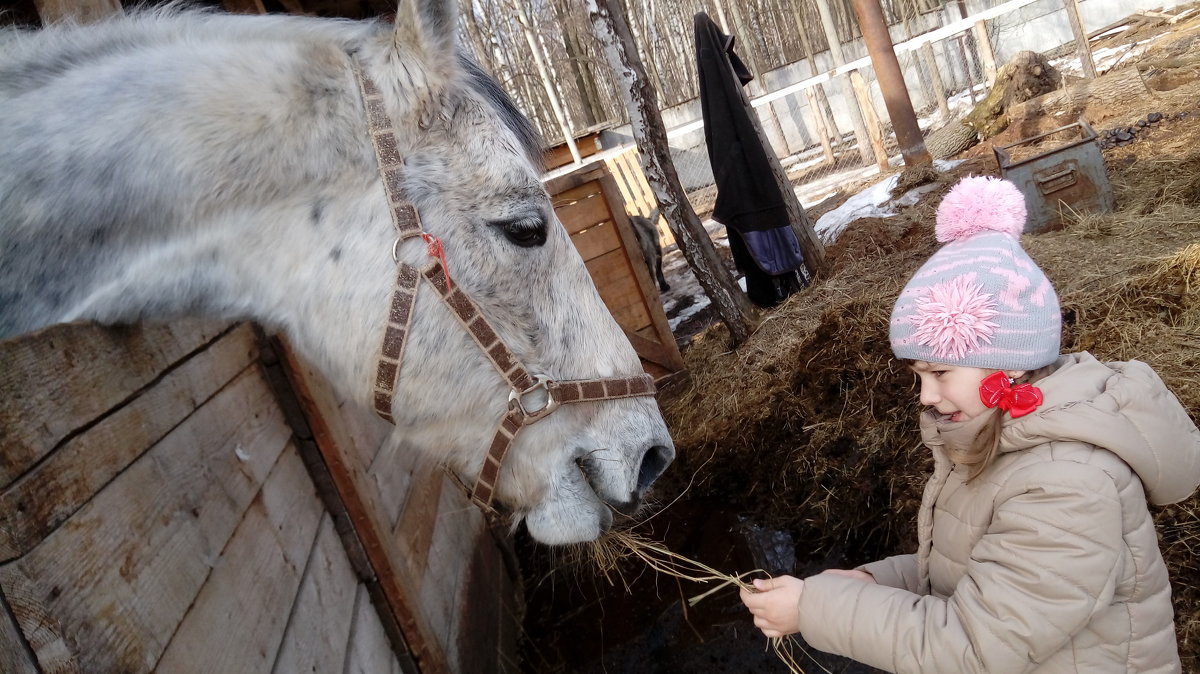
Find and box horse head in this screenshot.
[366,0,675,544]
[0,0,674,545]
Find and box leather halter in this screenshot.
[352,58,657,514]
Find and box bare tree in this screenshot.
[586,0,758,344]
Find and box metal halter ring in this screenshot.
[508,375,559,424]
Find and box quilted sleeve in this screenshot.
[797,463,1124,674]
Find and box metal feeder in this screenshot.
[994,117,1114,233]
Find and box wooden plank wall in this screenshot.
[0,321,408,673]
[547,161,687,382]
[276,347,521,674]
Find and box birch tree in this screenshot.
[586,0,758,344]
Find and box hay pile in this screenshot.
[659,127,1200,664]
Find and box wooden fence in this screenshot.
[0,320,519,674]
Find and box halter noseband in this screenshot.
[353,58,657,515]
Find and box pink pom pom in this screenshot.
[935,176,1027,243]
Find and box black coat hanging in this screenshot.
[694,11,808,307]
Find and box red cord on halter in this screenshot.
[422,233,452,290]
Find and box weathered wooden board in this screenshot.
[0,319,227,486]
[0,591,37,674]
[543,131,604,171]
[555,191,612,236]
[272,514,359,674]
[571,219,623,263]
[392,457,444,586]
[586,249,654,331]
[0,324,258,561]
[605,146,672,247]
[345,584,404,674]
[155,446,323,673]
[0,366,291,672]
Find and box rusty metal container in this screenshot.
[994,118,1114,233]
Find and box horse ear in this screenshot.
[393,0,458,64]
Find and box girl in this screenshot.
[741,176,1200,673]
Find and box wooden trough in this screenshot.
[0,321,519,674]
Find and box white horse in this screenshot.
[0,0,673,545]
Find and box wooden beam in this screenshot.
[33,0,120,24]
[972,20,998,85]
[1062,0,1098,78]
[222,0,267,14]
[849,69,891,172]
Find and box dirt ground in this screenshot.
[518,10,1200,673]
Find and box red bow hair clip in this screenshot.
[978,371,1043,418]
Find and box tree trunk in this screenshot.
[551,0,600,128]
[1007,65,1152,128]
[515,1,580,161]
[964,50,1061,139]
[586,0,758,345]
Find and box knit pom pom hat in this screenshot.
[889,176,1061,370]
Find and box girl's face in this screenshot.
[909,361,1025,422]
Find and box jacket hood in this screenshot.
[1002,352,1200,505]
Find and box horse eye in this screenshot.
[491,217,547,248]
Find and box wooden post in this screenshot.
[1062,0,1098,78]
[849,70,890,171]
[586,0,758,345]
[813,0,877,166]
[804,87,835,162]
[920,42,952,121]
[953,33,979,103]
[971,20,998,85]
[33,0,120,24]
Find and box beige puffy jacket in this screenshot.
[797,352,1200,673]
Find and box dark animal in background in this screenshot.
[629,209,670,292]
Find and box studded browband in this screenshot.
[352,57,657,514]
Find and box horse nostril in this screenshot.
[636,444,674,494]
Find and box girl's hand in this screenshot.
[821,568,876,583]
[739,575,805,638]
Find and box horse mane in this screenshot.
[0,4,543,166]
[456,55,544,169]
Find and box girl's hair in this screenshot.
[904,360,1054,482]
[954,366,1053,482]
